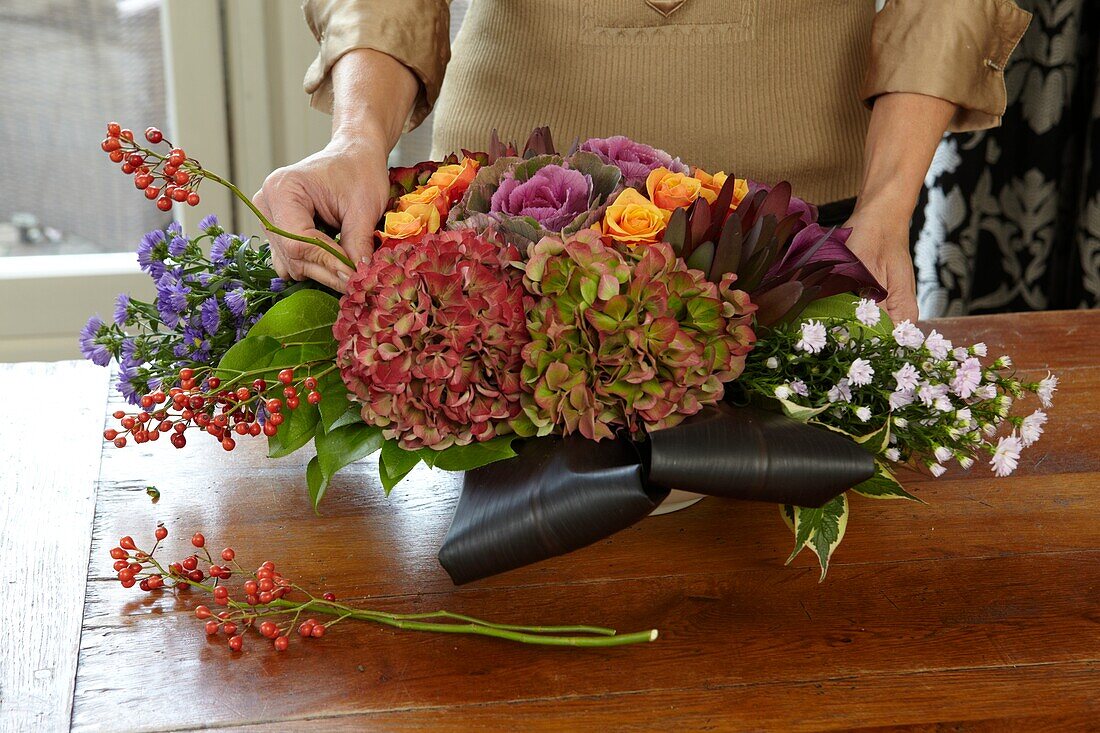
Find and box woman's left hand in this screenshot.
[842,207,919,324]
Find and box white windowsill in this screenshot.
[0,252,140,280]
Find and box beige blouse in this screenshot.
[302,0,1031,204]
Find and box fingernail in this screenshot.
[337,271,349,284]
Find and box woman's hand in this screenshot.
[850,92,957,323]
[253,138,390,293]
[843,207,919,323]
[253,48,420,292]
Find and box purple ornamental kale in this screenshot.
[579,136,688,187]
[489,164,593,231]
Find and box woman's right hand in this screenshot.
[253,136,391,293]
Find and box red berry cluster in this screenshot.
[104,367,324,451]
[109,524,343,654]
[100,121,200,212]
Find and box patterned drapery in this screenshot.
[912,0,1099,316]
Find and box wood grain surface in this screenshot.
[0,362,108,733]
[8,311,1100,732]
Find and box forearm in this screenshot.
[854,92,956,218]
[329,48,419,154]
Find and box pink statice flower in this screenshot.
[893,362,920,392]
[923,330,952,360]
[892,320,924,349]
[1037,373,1058,407]
[950,357,982,398]
[854,298,881,327]
[990,433,1023,477]
[1020,410,1047,447]
[847,358,874,387]
[827,378,852,404]
[889,389,914,410]
[796,320,827,354]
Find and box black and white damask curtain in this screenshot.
[912,0,1099,316]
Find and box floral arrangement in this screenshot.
[84,124,1057,647]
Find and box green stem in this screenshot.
[146,558,656,648]
[200,169,355,270]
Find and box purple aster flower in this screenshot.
[117,362,147,404]
[167,221,182,236]
[489,164,593,231]
[136,229,167,278]
[579,136,688,187]
[168,236,188,258]
[120,338,138,366]
[156,271,190,328]
[225,287,247,319]
[113,293,131,326]
[199,214,220,232]
[200,297,221,335]
[270,277,287,292]
[210,233,233,267]
[79,315,111,366]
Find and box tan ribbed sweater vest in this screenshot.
[431,0,875,204]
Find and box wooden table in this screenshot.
[3,310,1099,732]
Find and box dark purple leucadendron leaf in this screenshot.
[760,223,886,303]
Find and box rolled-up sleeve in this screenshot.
[302,0,451,131]
[861,0,1032,132]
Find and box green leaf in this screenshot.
[777,398,829,422]
[324,404,364,433]
[248,289,340,345]
[266,401,320,458]
[807,494,848,581]
[215,335,282,381]
[783,493,850,581]
[306,457,324,512]
[427,435,519,472]
[310,422,385,508]
[797,294,893,339]
[378,440,422,494]
[315,371,358,432]
[852,461,922,502]
[854,419,892,455]
[785,505,823,564]
[685,240,715,272]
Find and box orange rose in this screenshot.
[427,157,480,205]
[377,203,440,243]
[645,167,707,210]
[692,169,749,210]
[397,185,447,217]
[600,188,671,245]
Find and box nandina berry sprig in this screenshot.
[110,525,659,651]
[104,366,329,451]
[99,121,354,268]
